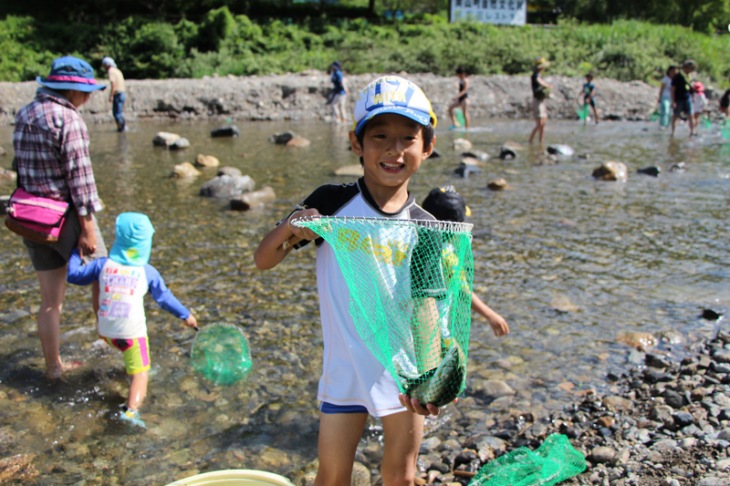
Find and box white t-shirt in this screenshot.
[295,178,438,417]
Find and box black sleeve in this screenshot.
[291,182,360,248]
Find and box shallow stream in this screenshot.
[0,117,728,484]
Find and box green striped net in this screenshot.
[469,434,587,486]
[294,216,474,406]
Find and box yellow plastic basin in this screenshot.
[165,469,295,486]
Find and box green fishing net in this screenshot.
[294,216,474,406]
[469,434,587,486]
[191,323,253,385]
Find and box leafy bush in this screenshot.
[1,12,729,88]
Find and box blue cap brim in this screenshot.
[354,106,431,136]
[37,77,106,92]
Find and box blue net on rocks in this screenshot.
[294,216,474,406]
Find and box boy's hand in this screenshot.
[288,208,320,242]
[398,393,447,417]
[184,314,199,331]
[488,315,510,337]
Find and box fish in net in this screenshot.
[469,434,587,486]
[293,216,474,406]
[191,323,253,386]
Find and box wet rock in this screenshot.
[195,154,220,168]
[169,137,190,150]
[472,380,516,400]
[487,178,509,191]
[670,162,687,173]
[217,166,242,178]
[210,125,240,137]
[453,138,472,151]
[498,147,517,160]
[461,150,489,162]
[199,174,255,198]
[153,131,182,147]
[230,186,276,211]
[536,153,559,165]
[550,294,579,313]
[700,309,723,321]
[547,144,575,156]
[592,161,628,181]
[646,353,671,369]
[269,131,310,147]
[333,164,364,177]
[0,454,39,482]
[637,166,661,177]
[616,331,657,350]
[454,164,481,178]
[170,162,201,179]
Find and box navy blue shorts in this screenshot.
[320,402,368,414]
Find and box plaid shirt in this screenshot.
[13,88,102,216]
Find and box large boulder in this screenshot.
[547,144,575,157]
[195,154,220,168]
[230,186,276,211]
[453,138,472,151]
[153,132,182,147]
[153,132,190,150]
[592,161,628,181]
[333,164,364,177]
[200,174,255,198]
[170,162,201,179]
[210,125,240,137]
[269,131,311,147]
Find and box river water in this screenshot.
[0,118,728,484]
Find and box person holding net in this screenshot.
[255,76,446,485]
[421,185,510,338]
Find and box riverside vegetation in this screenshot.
[1,7,729,89]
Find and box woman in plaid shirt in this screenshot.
[13,56,108,380]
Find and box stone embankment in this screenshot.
[0,72,660,125]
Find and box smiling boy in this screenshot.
[254,76,443,485]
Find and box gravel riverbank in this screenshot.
[0,72,661,126]
[405,327,730,486]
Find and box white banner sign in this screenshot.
[451,0,527,26]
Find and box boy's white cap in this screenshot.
[353,76,437,135]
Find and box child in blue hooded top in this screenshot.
[67,212,198,428]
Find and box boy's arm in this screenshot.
[145,265,191,320]
[66,249,104,286]
[254,207,320,270]
[471,293,510,337]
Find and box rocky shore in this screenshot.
[0,72,662,126]
[394,328,730,486]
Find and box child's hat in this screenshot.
[693,81,705,92]
[37,56,107,93]
[422,185,471,223]
[110,212,155,267]
[534,57,550,69]
[354,76,437,136]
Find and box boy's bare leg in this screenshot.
[127,370,149,411]
[381,411,424,486]
[36,267,67,379]
[315,412,368,486]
